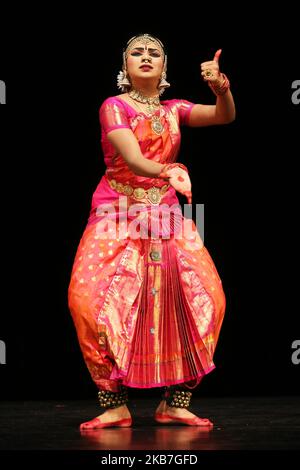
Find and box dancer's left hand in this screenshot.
[200,49,223,84]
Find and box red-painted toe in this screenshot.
[154,412,213,427]
[80,417,132,430]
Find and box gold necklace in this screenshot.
[128,89,164,136]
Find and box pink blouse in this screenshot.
[99,96,195,190]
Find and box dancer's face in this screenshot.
[126,41,164,85]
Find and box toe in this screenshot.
[195,417,213,426]
[79,417,101,430]
[80,422,90,430]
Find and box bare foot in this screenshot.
[155,400,213,426]
[155,399,168,415]
[80,404,132,429]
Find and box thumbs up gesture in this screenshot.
[200,49,223,85]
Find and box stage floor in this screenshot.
[0,396,299,452]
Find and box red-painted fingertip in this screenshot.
[213,49,222,61]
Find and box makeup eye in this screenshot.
[130,50,161,57]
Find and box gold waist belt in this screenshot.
[108,178,170,205]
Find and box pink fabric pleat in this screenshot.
[123,238,216,389]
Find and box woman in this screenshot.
[68,33,235,430]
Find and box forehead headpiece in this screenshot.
[124,34,165,61]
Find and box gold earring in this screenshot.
[158,71,170,95]
[117,69,131,91]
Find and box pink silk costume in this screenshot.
[68,96,226,393]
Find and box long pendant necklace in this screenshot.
[128,89,164,136]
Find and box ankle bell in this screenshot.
[98,385,129,409]
[164,385,192,408]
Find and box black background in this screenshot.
[0,6,299,401]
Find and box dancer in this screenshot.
[68,33,235,429]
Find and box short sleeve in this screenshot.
[176,99,196,126]
[99,97,131,134]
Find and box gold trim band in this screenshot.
[108,178,170,205]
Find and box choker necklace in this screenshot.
[128,89,164,135]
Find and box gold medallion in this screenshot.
[151,116,164,135]
[133,187,146,199]
[147,187,161,204]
